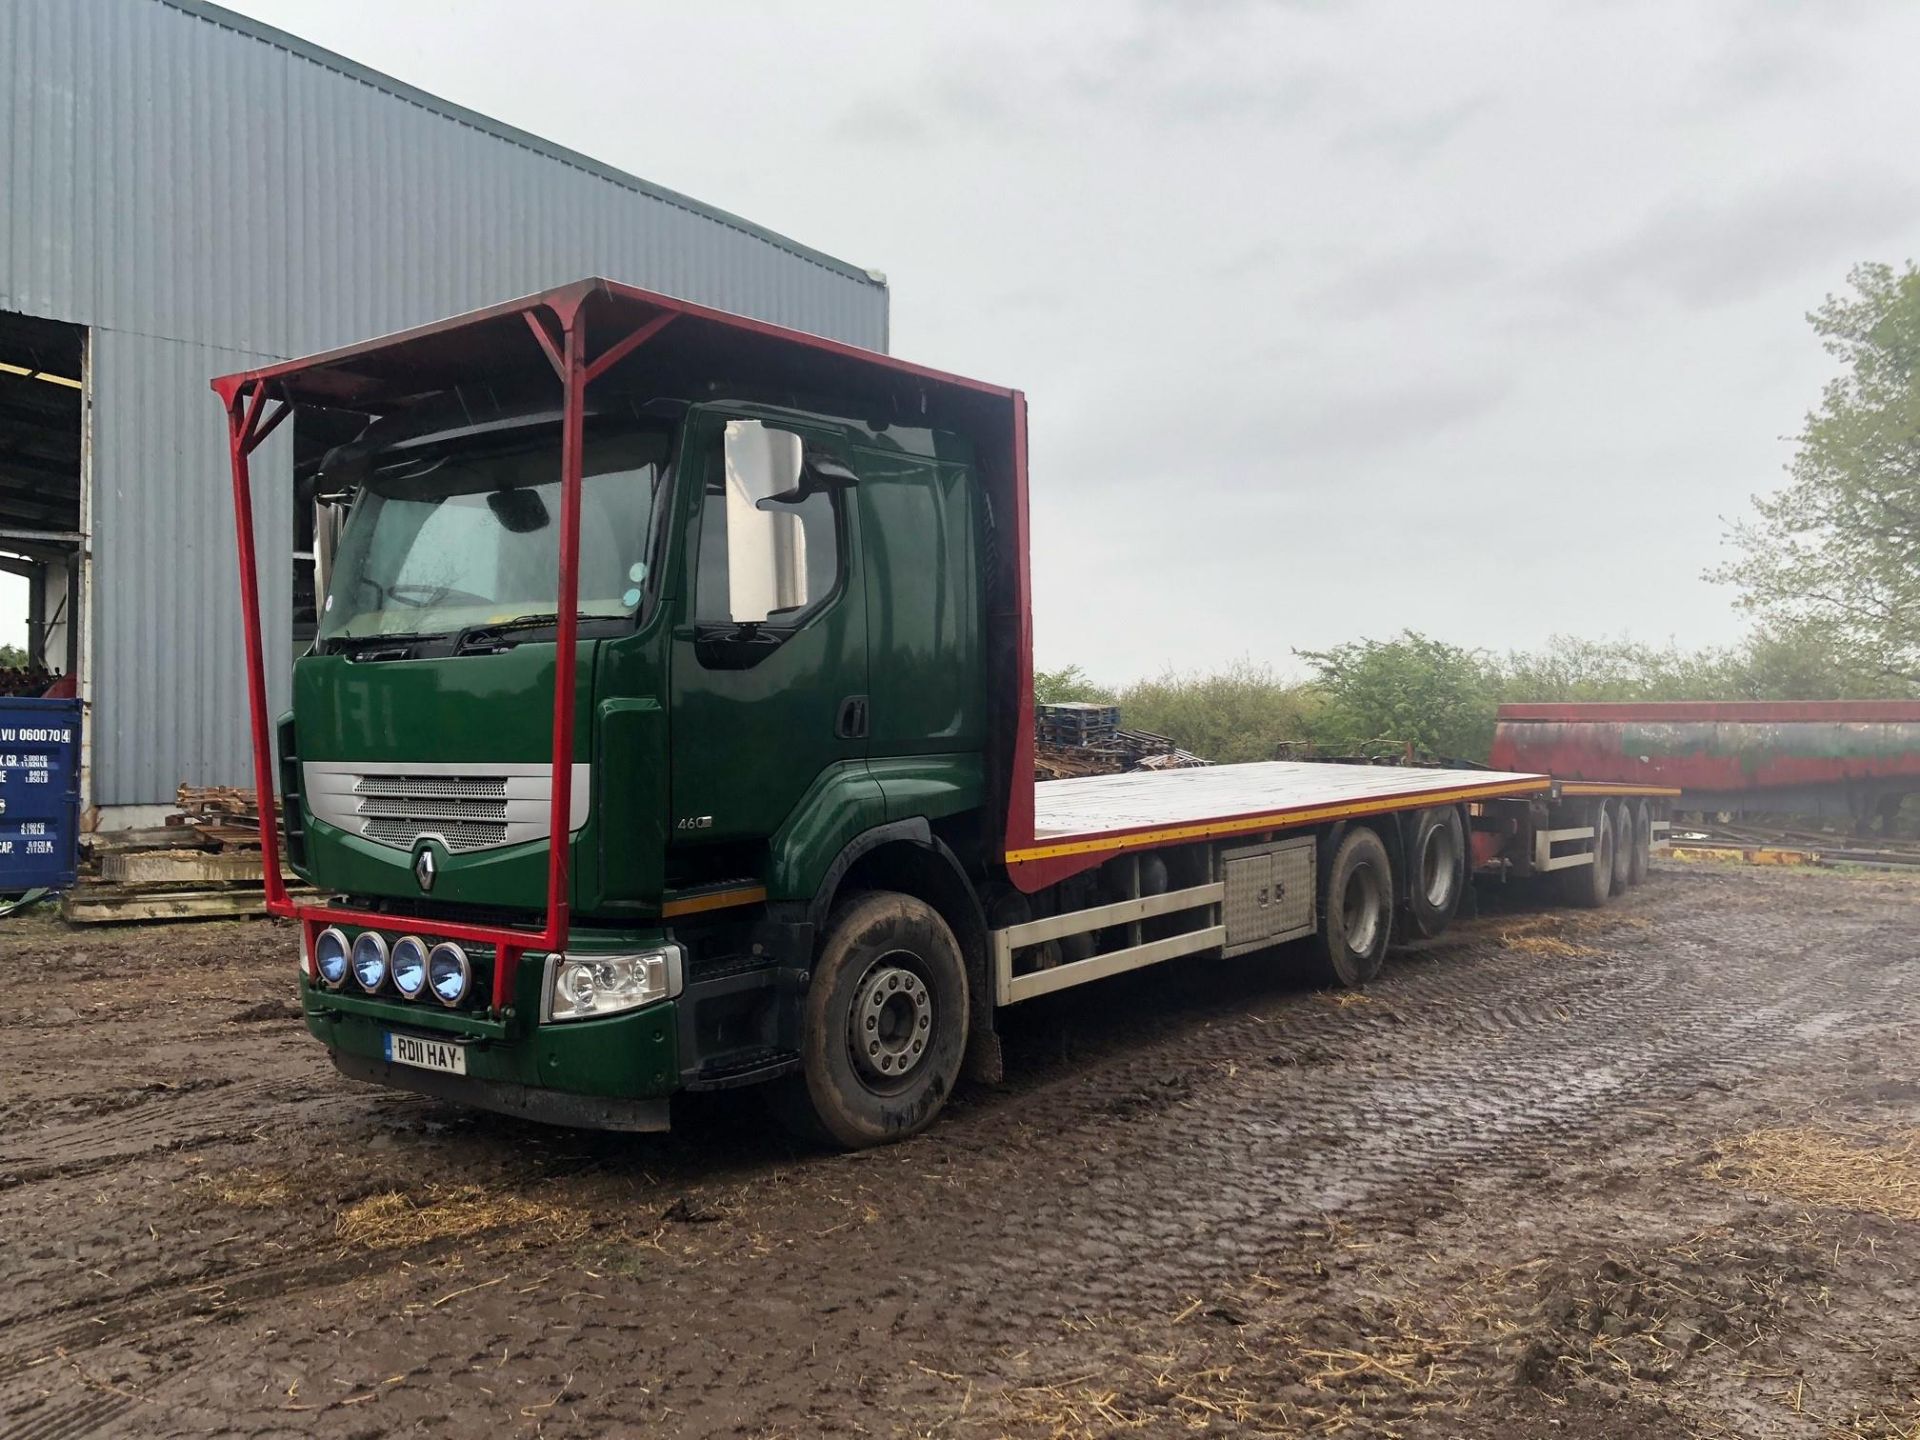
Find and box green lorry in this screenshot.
[215,279,1662,1148]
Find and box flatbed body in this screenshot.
[1021,762,1550,862]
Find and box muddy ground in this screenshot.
[2,860,1919,1439]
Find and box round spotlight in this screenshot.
[314,927,350,988]
[350,932,390,992]
[427,942,471,1007]
[391,936,429,999]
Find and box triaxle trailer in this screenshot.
[1493,701,1920,827]
[215,279,1669,1147]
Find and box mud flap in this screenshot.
[963,999,1004,1085]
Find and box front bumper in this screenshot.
[303,981,680,1125]
[330,1049,670,1130]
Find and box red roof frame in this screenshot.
[213,277,1037,1005]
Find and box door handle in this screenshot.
[835,695,869,740]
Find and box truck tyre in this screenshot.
[1558,804,1614,909]
[1312,826,1393,988]
[779,890,969,1149]
[1405,806,1466,939]
[1609,800,1634,896]
[1628,799,1652,886]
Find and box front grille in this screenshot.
[354,775,515,851]
[302,761,589,856]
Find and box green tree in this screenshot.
[0,643,28,669]
[1299,631,1499,761]
[1714,262,1920,690]
[1119,660,1319,764]
[1032,663,1115,706]
[1497,635,1745,703]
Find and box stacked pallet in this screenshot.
[62,786,302,923]
[1033,705,1212,781]
[1036,702,1121,748]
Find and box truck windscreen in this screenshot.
[317,421,671,644]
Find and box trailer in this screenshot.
[214,278,1670,1148]
[1492,701,1920,828]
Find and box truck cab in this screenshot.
[276,359,1000,1139]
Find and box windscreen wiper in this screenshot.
[328,631,437,660]
[452,614,560,655]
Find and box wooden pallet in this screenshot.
[61,883,304,925]
[62,783,282,924]
[98,848,289,886]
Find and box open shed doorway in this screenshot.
[0,310,85,708]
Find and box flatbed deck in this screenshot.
[1011,761,1551,863]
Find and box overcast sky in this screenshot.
[10,0,1920,682]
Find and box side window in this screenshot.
[695,420,839,625]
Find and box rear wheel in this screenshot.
[1312,826,1393,988]
[1609,800,1635,896]
[1627,800,1651,885]
[1405,806,1467,939]
[1558,803,1614,909]
[777,890,969,1149]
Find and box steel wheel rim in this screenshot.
[847,953,934,1090]
[1342,863,1382,955]
[1421,825,1456,908]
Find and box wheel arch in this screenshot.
[808,822,1001,1085]
[1319,812,1410,907]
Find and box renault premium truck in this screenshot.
[214,279,1668,1148]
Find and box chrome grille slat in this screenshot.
[354,796,511,822]
[364,817,510,852]
[354,774,509,799]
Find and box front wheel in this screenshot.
[779,891,969,1149]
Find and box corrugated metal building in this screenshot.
[0,0,889,818]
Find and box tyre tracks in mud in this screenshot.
[878,869,1920,1334]
[2,869,1916,1438]
[0,1077,325,1193]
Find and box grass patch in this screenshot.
[1493,914,1600,960]
[336,1184,589,1249]
[199,1167,294,1209]
[1706,1127,1920,1222]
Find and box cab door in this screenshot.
[667,410,869,854]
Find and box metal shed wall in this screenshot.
[0,0,889,807]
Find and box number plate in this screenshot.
[384,1031,467,1076]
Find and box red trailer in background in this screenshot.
[1491,701,1920,828]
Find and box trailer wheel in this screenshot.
[1628,799,1652,886]
[1405,806,1466,939]
[776,890,969,1149]
[1312,826,1393,987]
[1557,803,1615,909]
[1609,800,1635,896]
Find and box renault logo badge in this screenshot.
[413,846,437,892]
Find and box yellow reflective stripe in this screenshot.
[1557,782,1682,797]
[1005,778,1551,864]
[661,885,768,918]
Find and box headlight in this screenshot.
[314,927,350,988]
[391,936,429,998]
[427,942,471,1007]
[544,945,683,1023]
[350,932,389,992]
